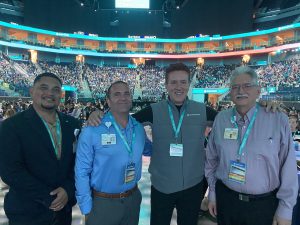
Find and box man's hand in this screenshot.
[272,215,291,225]
[49,187,68,211]
[86,110,103,126]
[208,201,217,218]
[259,100,283,113]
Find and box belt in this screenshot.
[93,185,138,199]
[217,180,277,202]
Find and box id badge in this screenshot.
[224,128,238,140]
[101,134,116,145]
[124,162,136,184]
[170,144,183,157]
[228,160,246,184]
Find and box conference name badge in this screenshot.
[228,160,246,184]
[124,162,136,184]
[224,128,238,140]
[101,134,116,145]
[169,143,183,157]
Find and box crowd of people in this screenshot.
[1,55,300,102]
[256,58,300,88]
[194,58,300,89]
[0,55,83,97]
[83,64,137,99]
[194,64,236,88]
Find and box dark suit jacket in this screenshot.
[0,106,81,222]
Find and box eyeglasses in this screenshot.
[230,83,257,91]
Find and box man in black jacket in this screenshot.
[0,72,81,225]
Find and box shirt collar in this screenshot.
[235,104,257,123]
[167,97,189,111]
[103,112,138,130]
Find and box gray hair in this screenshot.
[230,66,258,85]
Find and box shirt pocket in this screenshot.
[251,136,280,160]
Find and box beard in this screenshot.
[41,103,57,111]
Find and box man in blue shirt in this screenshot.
[75,81,151,225]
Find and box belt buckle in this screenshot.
[119,192,126,199]
[239,194,249,202]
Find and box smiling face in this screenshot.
[107,82,132,114]
[30,76,62,112]
[165,70,190,106]
[230,73,261,109]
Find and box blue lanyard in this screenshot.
[39,113,61,158]
[231,105,258,157]
[108,112,135,156]
[168,104,186,140]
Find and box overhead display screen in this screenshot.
[115,0,150,9]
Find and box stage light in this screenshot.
[148,11,151,14]
[80,2,84,6]
[176,5,180,9]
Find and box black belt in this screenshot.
[217,180,277,202]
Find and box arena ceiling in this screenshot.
[3,0,298,38]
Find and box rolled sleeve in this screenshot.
[75,127,95,215]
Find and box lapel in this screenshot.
[57,111,70,161]
[24,106,58,160]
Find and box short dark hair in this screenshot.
[165,63,191,84]
[33,72,62,86]
[106,81,129,99]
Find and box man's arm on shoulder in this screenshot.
[132,105,153,124]
[0,119,54,208]
[275,114,298,221]
[142,127,152,157]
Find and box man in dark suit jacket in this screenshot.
[0,72,81,225]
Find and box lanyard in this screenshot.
[108,112,135,156]
[231,105,258,157]
[39,113,61,158]
[168,104,186,140]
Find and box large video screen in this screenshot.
[115,0,150,9]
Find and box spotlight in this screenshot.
[148,11,151,14]
[80,2,84,6]
[176,5,180,9]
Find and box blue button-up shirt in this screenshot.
[75,113,152,215]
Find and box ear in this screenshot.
[106,97,111,108]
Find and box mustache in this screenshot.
[236,94,248,98]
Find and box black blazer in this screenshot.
[0,106,81,221]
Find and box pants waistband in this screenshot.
[217,180,277,202]
[93,185,138,199]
